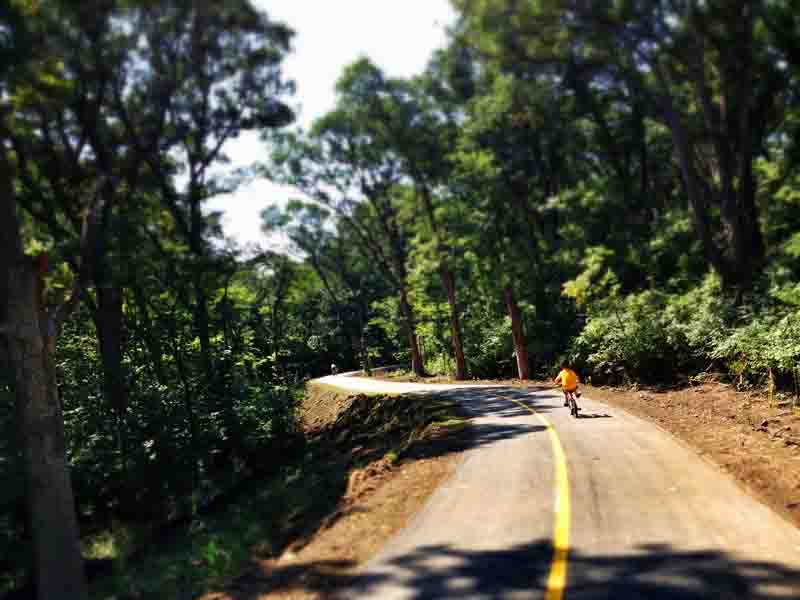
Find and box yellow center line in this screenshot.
[500,394,570,600]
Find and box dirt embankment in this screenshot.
[201,382,469,600]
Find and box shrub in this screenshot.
[573,273,800,392]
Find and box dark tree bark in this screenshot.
[189,187,213,380]
[628,4,769,291]
[417,183,468,380]
[399,288,425,377]
[94,284,128,413]
[504,285,529,380]
[0,177,87,599]
[441,265,467,380]
[131,284,166,384]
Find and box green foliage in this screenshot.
[573,292,693,384]
[86,386,465,599]
[562,246,620,309]
[710,309,800,386]
[4,0,800,594]
[571,273,800,389]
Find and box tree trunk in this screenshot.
[131,284,166,384]
[194,272,213,379]
[417,183,469,380]
[504,285,529,380]
[94,284,128,413]
[652,30,765,293]
[399,288,424,377]
[361,332,371,375]
[440,266,467,380]
[661,104,763,291]
[189,185,213,380]
[0,196,87,600]
[357,302,371,376]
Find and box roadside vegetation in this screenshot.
[2,1,800,598]
[86,386,465,599]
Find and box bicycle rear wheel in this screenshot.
[568,393,578,418]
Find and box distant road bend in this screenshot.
[316,374,800,599]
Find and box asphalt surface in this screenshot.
[316,375,800,599]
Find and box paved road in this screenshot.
[317,375,800,599]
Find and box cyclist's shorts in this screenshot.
[562,386,577,393]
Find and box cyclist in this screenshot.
[554,361,581,410]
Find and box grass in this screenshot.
[86,385,467,600]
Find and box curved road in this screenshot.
[316,375,800,599]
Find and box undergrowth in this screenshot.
[86,386,467,599]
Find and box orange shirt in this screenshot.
[555,368,579,391]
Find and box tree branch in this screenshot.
[53,177,115,331]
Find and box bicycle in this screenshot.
[562,388,581,418]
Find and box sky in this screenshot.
[205,1,457,251]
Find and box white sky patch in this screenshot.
[205,1,457,251]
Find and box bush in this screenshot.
[463,311,515,378]
[709,310,800,388]
[572,274,800,391]
[572,290,695,384]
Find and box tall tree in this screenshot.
[2,1,296,594]
[354,61,471,379]
[453,0,791,292]
[111,0,295,379]
[0,3,90,596]
[273,70,428,376]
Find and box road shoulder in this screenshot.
[583,381,800,529]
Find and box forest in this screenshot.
[2,1,800,598]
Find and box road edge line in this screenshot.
[503,395,570,600]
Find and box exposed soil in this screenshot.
[581,378,800,529]
[198,384,467,600]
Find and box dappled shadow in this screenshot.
[403,421,547,461]
[439,385,617,422]
[329,386,554,469]
[433,386,560,419]
[396,386,555,461]
[221,558,360,598]
[195,385,800,599]
[225,539,800,599]
[577,412,613,419]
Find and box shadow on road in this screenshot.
[402,419,547,461]
[432,385,616,423]
[228,540,800,599]
[395,386,561,461]
[434,386,559,419]
[452,385,618,423]
[577,412,613,419]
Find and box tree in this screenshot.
[344,60,471,379]
[453,0,791,292]
[449,71,577,379]
[272,72,428,376]
[109,0,295,379]
[262,201,384,373]
[0,3,90,596]
[1,1,296,594]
